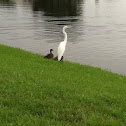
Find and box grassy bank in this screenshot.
[0,44,126,126]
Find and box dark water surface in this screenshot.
[0,0,126,75]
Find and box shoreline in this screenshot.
[0,43,125,77]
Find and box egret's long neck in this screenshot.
[63,28,67,44]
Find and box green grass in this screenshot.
[0,44,126,126]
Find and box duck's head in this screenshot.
[50,49,53,52]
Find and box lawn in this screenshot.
[0,44,126,126]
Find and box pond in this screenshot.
[0,0,126,75]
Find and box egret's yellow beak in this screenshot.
[67,26,72,28]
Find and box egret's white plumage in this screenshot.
[58,26,72,61]
[58,41,66,61]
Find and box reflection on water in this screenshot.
[32,0,82,16]
[95,0,99,4]
[0,0,126,76]
[0,0,15,6]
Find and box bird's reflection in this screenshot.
[95,0,100,4]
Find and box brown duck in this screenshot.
[44,49,54,59]
[54,56,63,61]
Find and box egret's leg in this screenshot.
[60,56,64,61]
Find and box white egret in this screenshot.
[44,49,54,59]
[58,26,72,61]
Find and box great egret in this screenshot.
[58,26,72,61]
[44,49,54,59]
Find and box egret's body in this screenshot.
[58,26,72,61]
[58,41,66,61]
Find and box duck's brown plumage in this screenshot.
[54,56,63,61]
[44,49,54,59]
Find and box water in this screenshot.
[0,0,126,76]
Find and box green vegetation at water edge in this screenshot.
[0,44,126,126]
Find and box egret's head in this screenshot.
[64,26,72,29]
[67,26,72,28]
